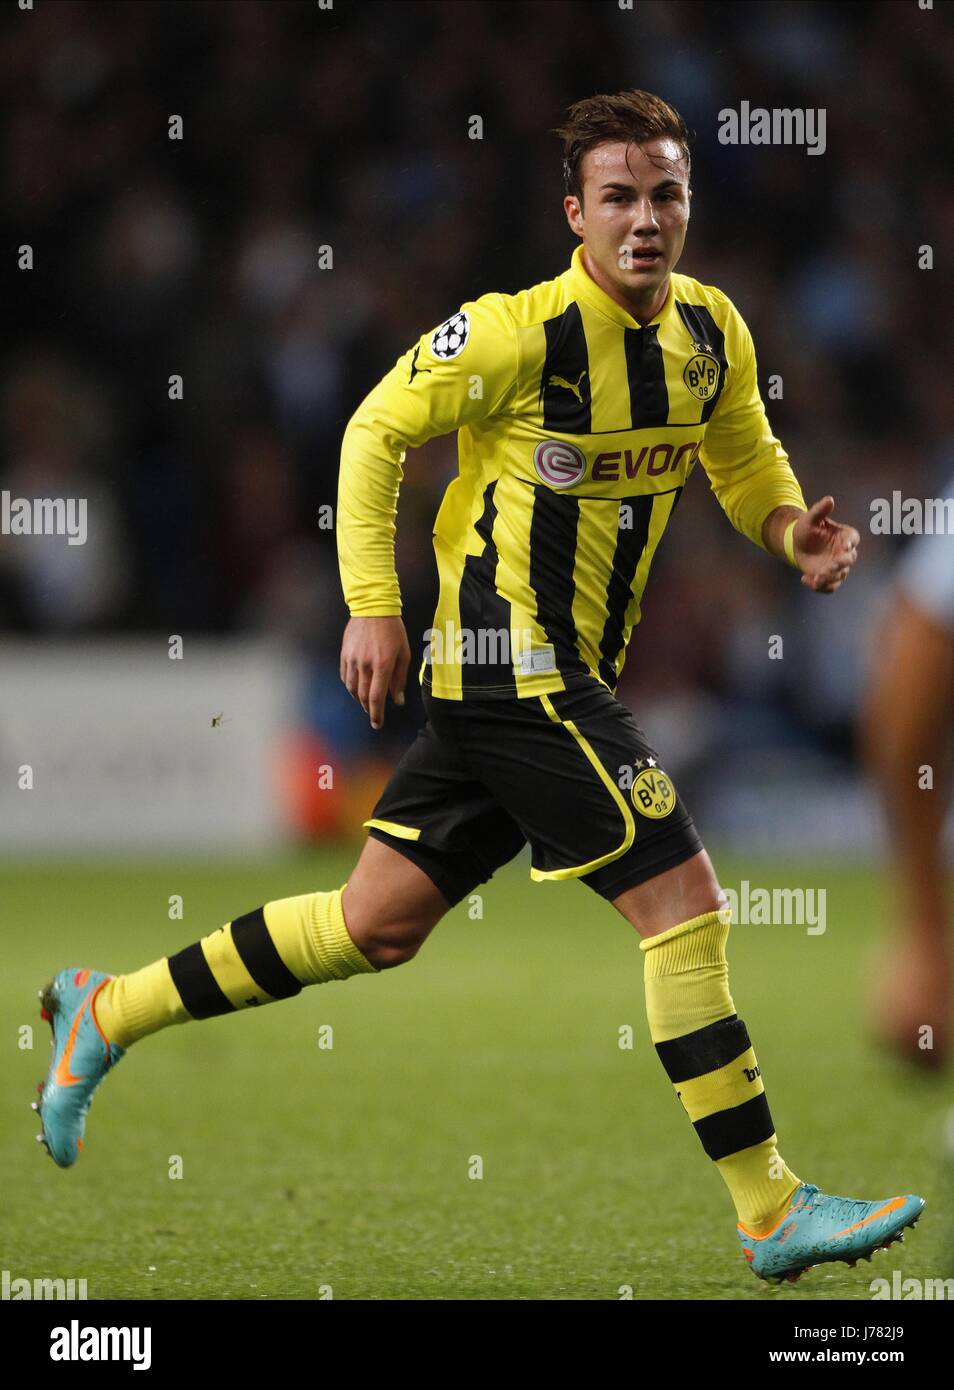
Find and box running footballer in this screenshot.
[34,90,924,1284]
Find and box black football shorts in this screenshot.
[363,678,704,907]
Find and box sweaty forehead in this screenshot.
[582,139,687,187]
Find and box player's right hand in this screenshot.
[340,616,410,730]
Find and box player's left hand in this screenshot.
[794,496,860,594]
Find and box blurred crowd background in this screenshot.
[4,0,954,843]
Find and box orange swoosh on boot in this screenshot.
[828,1197,906,1241]
[53,993,93,1087]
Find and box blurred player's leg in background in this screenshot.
[861,542,954,1274]
[861,586,954,1071]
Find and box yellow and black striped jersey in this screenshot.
[337,243,805,700]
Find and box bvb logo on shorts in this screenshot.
[683,352,721,401]
[631,767,676,819]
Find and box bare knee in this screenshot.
[354,928,426,970]
[341,836,449,969]
[612,849,726,939]
[346,901,441,971]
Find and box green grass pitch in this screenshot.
[1,849,950,1301]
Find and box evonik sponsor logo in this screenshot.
[532,439,701,487]
[592,440,700,481]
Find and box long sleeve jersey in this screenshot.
[338,243,805,700]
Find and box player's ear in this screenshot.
[563,194,584,236]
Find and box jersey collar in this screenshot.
[567,243,674,330]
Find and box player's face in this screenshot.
[564,139,691,319]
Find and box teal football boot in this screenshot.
[33,968,124,1168]
[738,1181,926,1282]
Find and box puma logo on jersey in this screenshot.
[548,370,587,403]
[408,344,432,383]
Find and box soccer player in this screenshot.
[36,90,923,1284]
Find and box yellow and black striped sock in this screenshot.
[640,907,802,1236]
[94,886,375,1050]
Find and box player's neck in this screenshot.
[581,246,669,325]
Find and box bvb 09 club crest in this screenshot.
[683,352,721,401]
[632,767,676,819]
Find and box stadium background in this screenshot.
[3,0,953,1303]
[4,0,954,850]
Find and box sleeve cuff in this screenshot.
[783,518,799,568]
[346,604,403,618]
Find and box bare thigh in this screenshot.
[610,848,726,939]
[341,836,450,968]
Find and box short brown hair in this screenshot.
[554,90,691,202]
